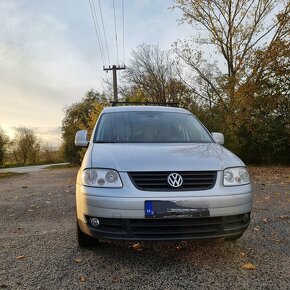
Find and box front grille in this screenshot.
[128,171,217,191]
[86,214,250,240]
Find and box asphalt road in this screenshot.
[0,167,289,289]
[0,163,70,173]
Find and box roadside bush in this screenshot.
[61,90,109,163]
[0,127,10,165]
[12,127,41,164]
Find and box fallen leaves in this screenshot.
[132,242,143,251]
[176,241,187,250]
[79,276,87,282]
[15,255,25,260]
[262,218,268,223]
[248,167,290,185]
[240,252,246,258]
[12,227,23,234]
[279,215,288,220]
[113,275,120,284]
[241,262,256,270]
[74,258,82,263]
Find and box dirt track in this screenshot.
[0,167,289,289]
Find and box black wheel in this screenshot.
[77,221,99,248]
[225,234,243,241]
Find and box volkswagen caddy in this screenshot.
[75,105,252,247]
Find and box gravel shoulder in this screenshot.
[0,167,289,290]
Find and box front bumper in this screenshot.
[76,171,253,241]
[78,213,251,241]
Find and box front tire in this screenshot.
[77,221,99,248]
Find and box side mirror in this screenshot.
[211,132,224,145]
[75,130,89,147]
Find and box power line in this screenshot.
[112,0,119,64]
[122,0,125,64]
[98,0,110,65]
[88,0,106,66]
[91,0,107,65]
[89,0,126,102]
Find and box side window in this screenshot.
[95,114,113,142]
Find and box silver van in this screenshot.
[75,105,252,247]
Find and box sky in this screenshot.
[0,0,195,147]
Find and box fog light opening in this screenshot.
[242,214,250,223]
[89,217,100,228]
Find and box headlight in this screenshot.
[82,168,122,188]
[223,167,250,186]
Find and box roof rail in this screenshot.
[110,101,179,107]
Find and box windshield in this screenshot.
[94,111,213,143]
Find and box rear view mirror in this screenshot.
[75,130,89,147]
[211,132,224,145]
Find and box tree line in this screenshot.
[3,1,288,167]
[0,127,62,166]
[60,0,288,165]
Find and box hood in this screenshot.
[89,143,244,172]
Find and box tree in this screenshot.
[120,44,197,109]
[12,127,41,164]
[172,0,290,164]
[0,127,10,165]
[234,39,290,164]
[173,0,289,104]
[41,145,61,163]
[61,90,109,163]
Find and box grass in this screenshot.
[45,163,79,170]
[0,172,27,179]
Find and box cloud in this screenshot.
[0,1,101,135]
[0,0,196,147]
[33,127,62,147]
[0,3,97,97]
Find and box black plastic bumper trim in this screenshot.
[78,213,251,241]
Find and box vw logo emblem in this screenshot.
[167,173,183,188]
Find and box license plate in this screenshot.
[145,200,210,218]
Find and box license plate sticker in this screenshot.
[145,200,209,218]
[145,201,154,216]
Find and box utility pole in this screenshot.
[103,65,126,102]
